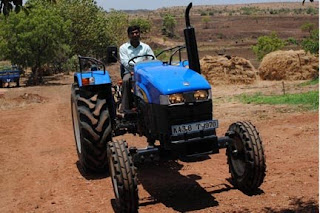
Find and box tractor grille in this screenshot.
[166,101,212,125]
[148,100,212,135]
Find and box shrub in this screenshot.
[217,33,225,39]
[202,16,210,29]
[252,32,286,61]
[240,7,255,15]
[200,11,207,16]
[162,14,176,38]
[269,9,280,15]
[287,37,298,45]
[306,7,317,15]
[301,22,316,35]
[301,29,319,54]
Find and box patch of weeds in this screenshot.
[236,91,318,110]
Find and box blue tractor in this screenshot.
[71,3,266,212]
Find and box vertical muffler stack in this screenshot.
[184,2,201,74]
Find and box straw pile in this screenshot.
[259,50,319,80]
[200,55,257,85]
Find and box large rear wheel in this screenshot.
[108,140,139,213]
[226,121,266,193]
[71,84,112,172]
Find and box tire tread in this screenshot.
[227,121,266,192]
[108,140,138,213]
[71,84,112,172]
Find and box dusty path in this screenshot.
[0,76,318,212]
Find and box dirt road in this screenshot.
[0,75,318,212]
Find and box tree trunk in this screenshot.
[31,66,43,85]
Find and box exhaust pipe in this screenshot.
[184,2,201,74]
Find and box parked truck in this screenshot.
[0,65,21,87]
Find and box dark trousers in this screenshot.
[120,72,131,113]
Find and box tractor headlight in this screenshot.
[169,93,184,104]
[194,90,209,100]
[160,93,185,105]
[159,90,211,105]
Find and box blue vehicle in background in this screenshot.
[0,65,21,88]
[71,3,266,212]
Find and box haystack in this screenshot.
[259,50,319,80]
[200,55,257,85]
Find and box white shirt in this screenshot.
[119,41,155,74]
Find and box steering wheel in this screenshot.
[128,54,155,67]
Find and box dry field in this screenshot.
[144,2,319,68]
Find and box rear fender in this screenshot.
[74,70,112,87]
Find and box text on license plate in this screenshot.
[171,120,219,136]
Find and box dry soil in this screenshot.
[0,74,318,213]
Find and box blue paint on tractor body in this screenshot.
[134,60,211,104]
[75,70,111,87]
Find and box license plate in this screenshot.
[171,120,219,136]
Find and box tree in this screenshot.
[252,32,286,60]
[1,0,129,75]
[0,0,55,16]
[0,0,22,16]
[57,1,127,60]
[0,0,130,84]
[130,17,151,33]
[0,2,71,84]
[162,14,176,38]
[104,10,128,46]
[57,0,102,57]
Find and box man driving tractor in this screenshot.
[119,25,155,114]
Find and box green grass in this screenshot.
[299,77,319,86]
[237,91,319,110]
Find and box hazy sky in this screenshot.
[95,0,307,11]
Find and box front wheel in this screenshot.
[108,140,139,213]
[226,121,266,193]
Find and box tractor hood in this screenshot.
[134,61,211,104]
